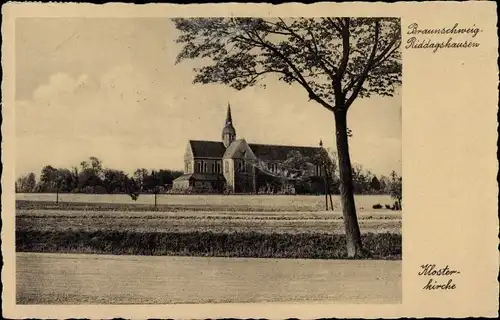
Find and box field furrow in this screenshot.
[17,215,401,234]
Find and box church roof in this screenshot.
[248,143,322,161]
[189,139,322,161]
[174,173,193,181]
[223,139,256,159]
[189,140,226,158]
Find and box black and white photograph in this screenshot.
[12,15,404,305]
[3,1,500,318]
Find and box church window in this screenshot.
[268,162,278,173]
[203,161,208,173]
[211,162,216,173]
[197,161,202,173]
[269,163,278,173]
[217,161,222,173]
[238,160,246,172]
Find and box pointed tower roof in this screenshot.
[225,102,233,125]
[222,102,236,147]
[223,103,236,133]
[319,139,323,147]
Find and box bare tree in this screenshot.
[388,170,402,210]
[173,17,402,257]
[16,172,37,193]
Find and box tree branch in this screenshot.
[326,17,343,35]
[342,33,400,94]
[344,20,380,109]
[307,27,339,75]
[336,18,350,83]
[276,18,338,84]
[371,39,401,70]
[247,29,335,112]
[343,77,357,94]
[336,18,346,29]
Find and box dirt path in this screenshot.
[17,252,401,304]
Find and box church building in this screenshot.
[172,104,326,193]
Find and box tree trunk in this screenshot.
[326,167,335,210]
[334,109,364,258]
[323,170,329,210]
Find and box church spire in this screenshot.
[222,102,236,148]
[225,102,233,125]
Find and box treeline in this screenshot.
[349,163,401,196]
[305,165,402,209]
[259,166,402,201]
[15,156,183,195]
[328,163,402,208]
[265,149,402,199]
[16,155,402,206]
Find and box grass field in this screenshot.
[16,193,396,212]
[17,210,401,234]
[16,230,401,259]
[16,194,402,260]
[16,193,402,305]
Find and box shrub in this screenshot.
[128,192,140,201]
[167,186,196,195]
[392,201,401,211]
[276,183,296,195]
[372,204,383,209]
[223,185,234,194]
[80,185,107,194]
[16,230,401,260]
[387,171,402,210]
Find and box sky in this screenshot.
[15,18,401,178]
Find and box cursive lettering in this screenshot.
[406,22,483,53]
[407,23,482,38]
[418,264,461,291]
[423,278,457,290]
[418,264,460,276]
[406,37,480,53]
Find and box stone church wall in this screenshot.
[193,159,222,174]
[233,159,256,193]
[223,159,235,191]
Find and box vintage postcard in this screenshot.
[1,1,498,319]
